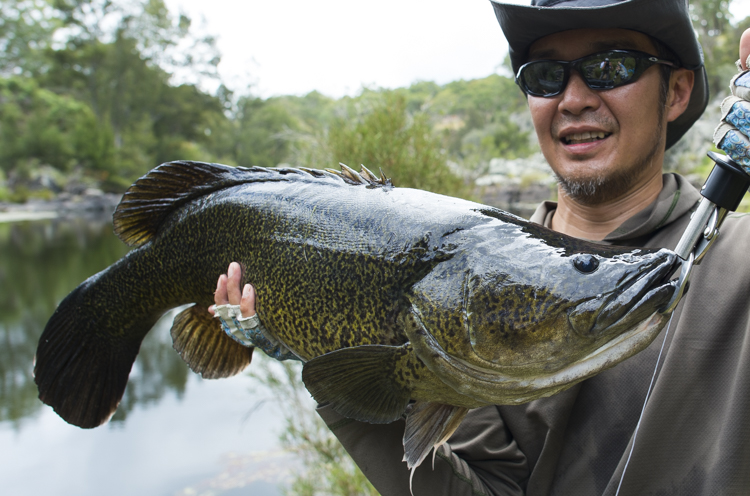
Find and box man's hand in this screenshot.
[209,262,300,361]
[714,29,750,170]
[209,261,257,319]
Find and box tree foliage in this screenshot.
[690,0,749,96]
[0,0,62,77]
[0,77,111,174]
[328,92,472,197]
[0,0,228,192]
[232,96,301,169]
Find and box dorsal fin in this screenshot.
[114,161,263,246]
[113,161,393,247]
[325,163,393,188]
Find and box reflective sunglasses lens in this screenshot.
[521,62,565,96]
[580,53,639,89]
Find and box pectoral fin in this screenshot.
[170,305,253,379]
[301,344,419,424]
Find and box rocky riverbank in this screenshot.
[474,153,556,217]
[0,190,121,223]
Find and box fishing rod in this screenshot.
[660,151,750,313]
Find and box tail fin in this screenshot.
[34,275,160,428]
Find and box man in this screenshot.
[213,0,750,493]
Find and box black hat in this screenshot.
[491,0,709,149]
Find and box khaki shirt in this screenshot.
[318,174,750,495]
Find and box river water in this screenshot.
[0,217,295,495]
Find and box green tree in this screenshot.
[54,0,220,85]
[0,0,230,193]
[0,77,112,176]
[38,1,229,189]
[327,92,471,198]
[690,0,747,97]
[460,120,532,167]
[419,75,534,173]
[0,0,62,77]
[233,96,300,168]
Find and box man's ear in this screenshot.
[666,68,695,123]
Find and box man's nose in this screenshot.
[557,71,601,115]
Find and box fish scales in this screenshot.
[34,161,681,472]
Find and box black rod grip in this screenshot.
[702,152,750,212]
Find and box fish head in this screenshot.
[462,229,680,376]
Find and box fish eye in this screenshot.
[573,254,600,274]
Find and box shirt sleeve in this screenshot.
[317,404,528,496]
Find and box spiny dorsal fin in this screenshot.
[359,164,380,183]
[324,163,393,188]
[171,304,253,379]
[114,161,393,247]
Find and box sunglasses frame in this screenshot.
[515,50,679,97]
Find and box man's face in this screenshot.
[526,29,669,205]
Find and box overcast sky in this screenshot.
[163,0,750,99]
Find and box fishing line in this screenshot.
[614,312,675,496]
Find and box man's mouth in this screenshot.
[562,131,612,145]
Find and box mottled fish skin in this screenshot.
[154,177,475,358]
[34,161,679,469]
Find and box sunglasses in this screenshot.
[515,50,678,97]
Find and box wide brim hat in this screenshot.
[491,0,709,149]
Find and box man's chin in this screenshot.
[554,173,629,206]
[552,142,663,206]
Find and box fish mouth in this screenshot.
[567,249,680,339]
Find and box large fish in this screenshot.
[34,161,679,470]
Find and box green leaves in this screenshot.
[0,0,62,77]
[328,92,472,198]
[1,0,230,193]
[0,77,112,174]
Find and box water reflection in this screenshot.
[0,218,191,426]
[0,218,289,495]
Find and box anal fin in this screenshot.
[403,401,469,471]
[171,305,253,379]
[301,344,418,424]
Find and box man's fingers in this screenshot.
[740,28,750,71]
[718,127,750,169]
[211,262,254,316]
[214,273,229,307]
[240,284,257,318]
[226,262,242,304]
